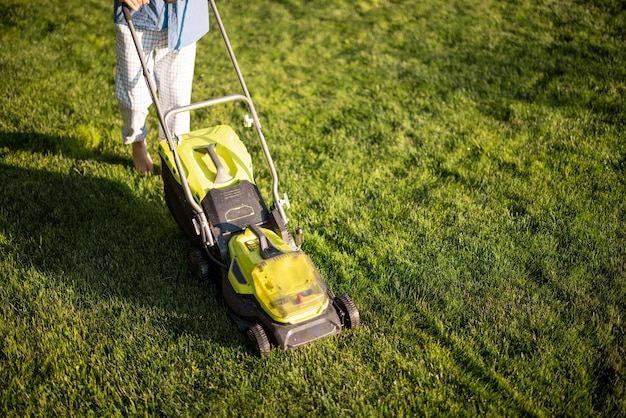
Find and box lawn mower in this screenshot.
[122,1,359,357]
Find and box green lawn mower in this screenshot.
[123,1,359,357]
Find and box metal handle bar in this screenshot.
[165,94,251,121]
[123,1,290,250]
[122,4,214,247]
[163,0,289,225]
[207,0,289,224]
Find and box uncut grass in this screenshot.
[2,0,626,416]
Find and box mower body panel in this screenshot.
[228,228,330,324]
[159,125,255,204]
[221,273,343,351]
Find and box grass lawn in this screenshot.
[1,0,625,416]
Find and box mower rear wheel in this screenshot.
[187,246,213,283]
[335,294,360,329]
[247,324,271,358]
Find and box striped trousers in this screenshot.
[115,23,196,144]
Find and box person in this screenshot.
[113,0,209,173]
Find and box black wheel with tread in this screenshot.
[335,294,360,329]
[187,246,212,283]
[247,324,271,358]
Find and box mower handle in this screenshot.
[164,94,253,122]
[121,0,290,246]
[122,4,131,20]
[206,0,289,225]
[121,1,215,248]
[160,0,290,225]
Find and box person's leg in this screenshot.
[115,24,158,173]
[153,41,197,139]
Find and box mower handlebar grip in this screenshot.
[122,3,133,23]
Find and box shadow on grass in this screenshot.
[0,126,139,167]
[0,130,131,168]
[0,153,242,352]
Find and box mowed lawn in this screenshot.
[1,0,625,416]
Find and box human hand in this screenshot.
[122,0,150,12]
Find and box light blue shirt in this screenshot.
[114,0,209,50]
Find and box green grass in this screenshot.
[1,0,625,415]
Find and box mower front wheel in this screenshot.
[187,247,213,283]
[335,294,360,330]
[247,324,271,358]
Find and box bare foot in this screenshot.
[132,140,153,174]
